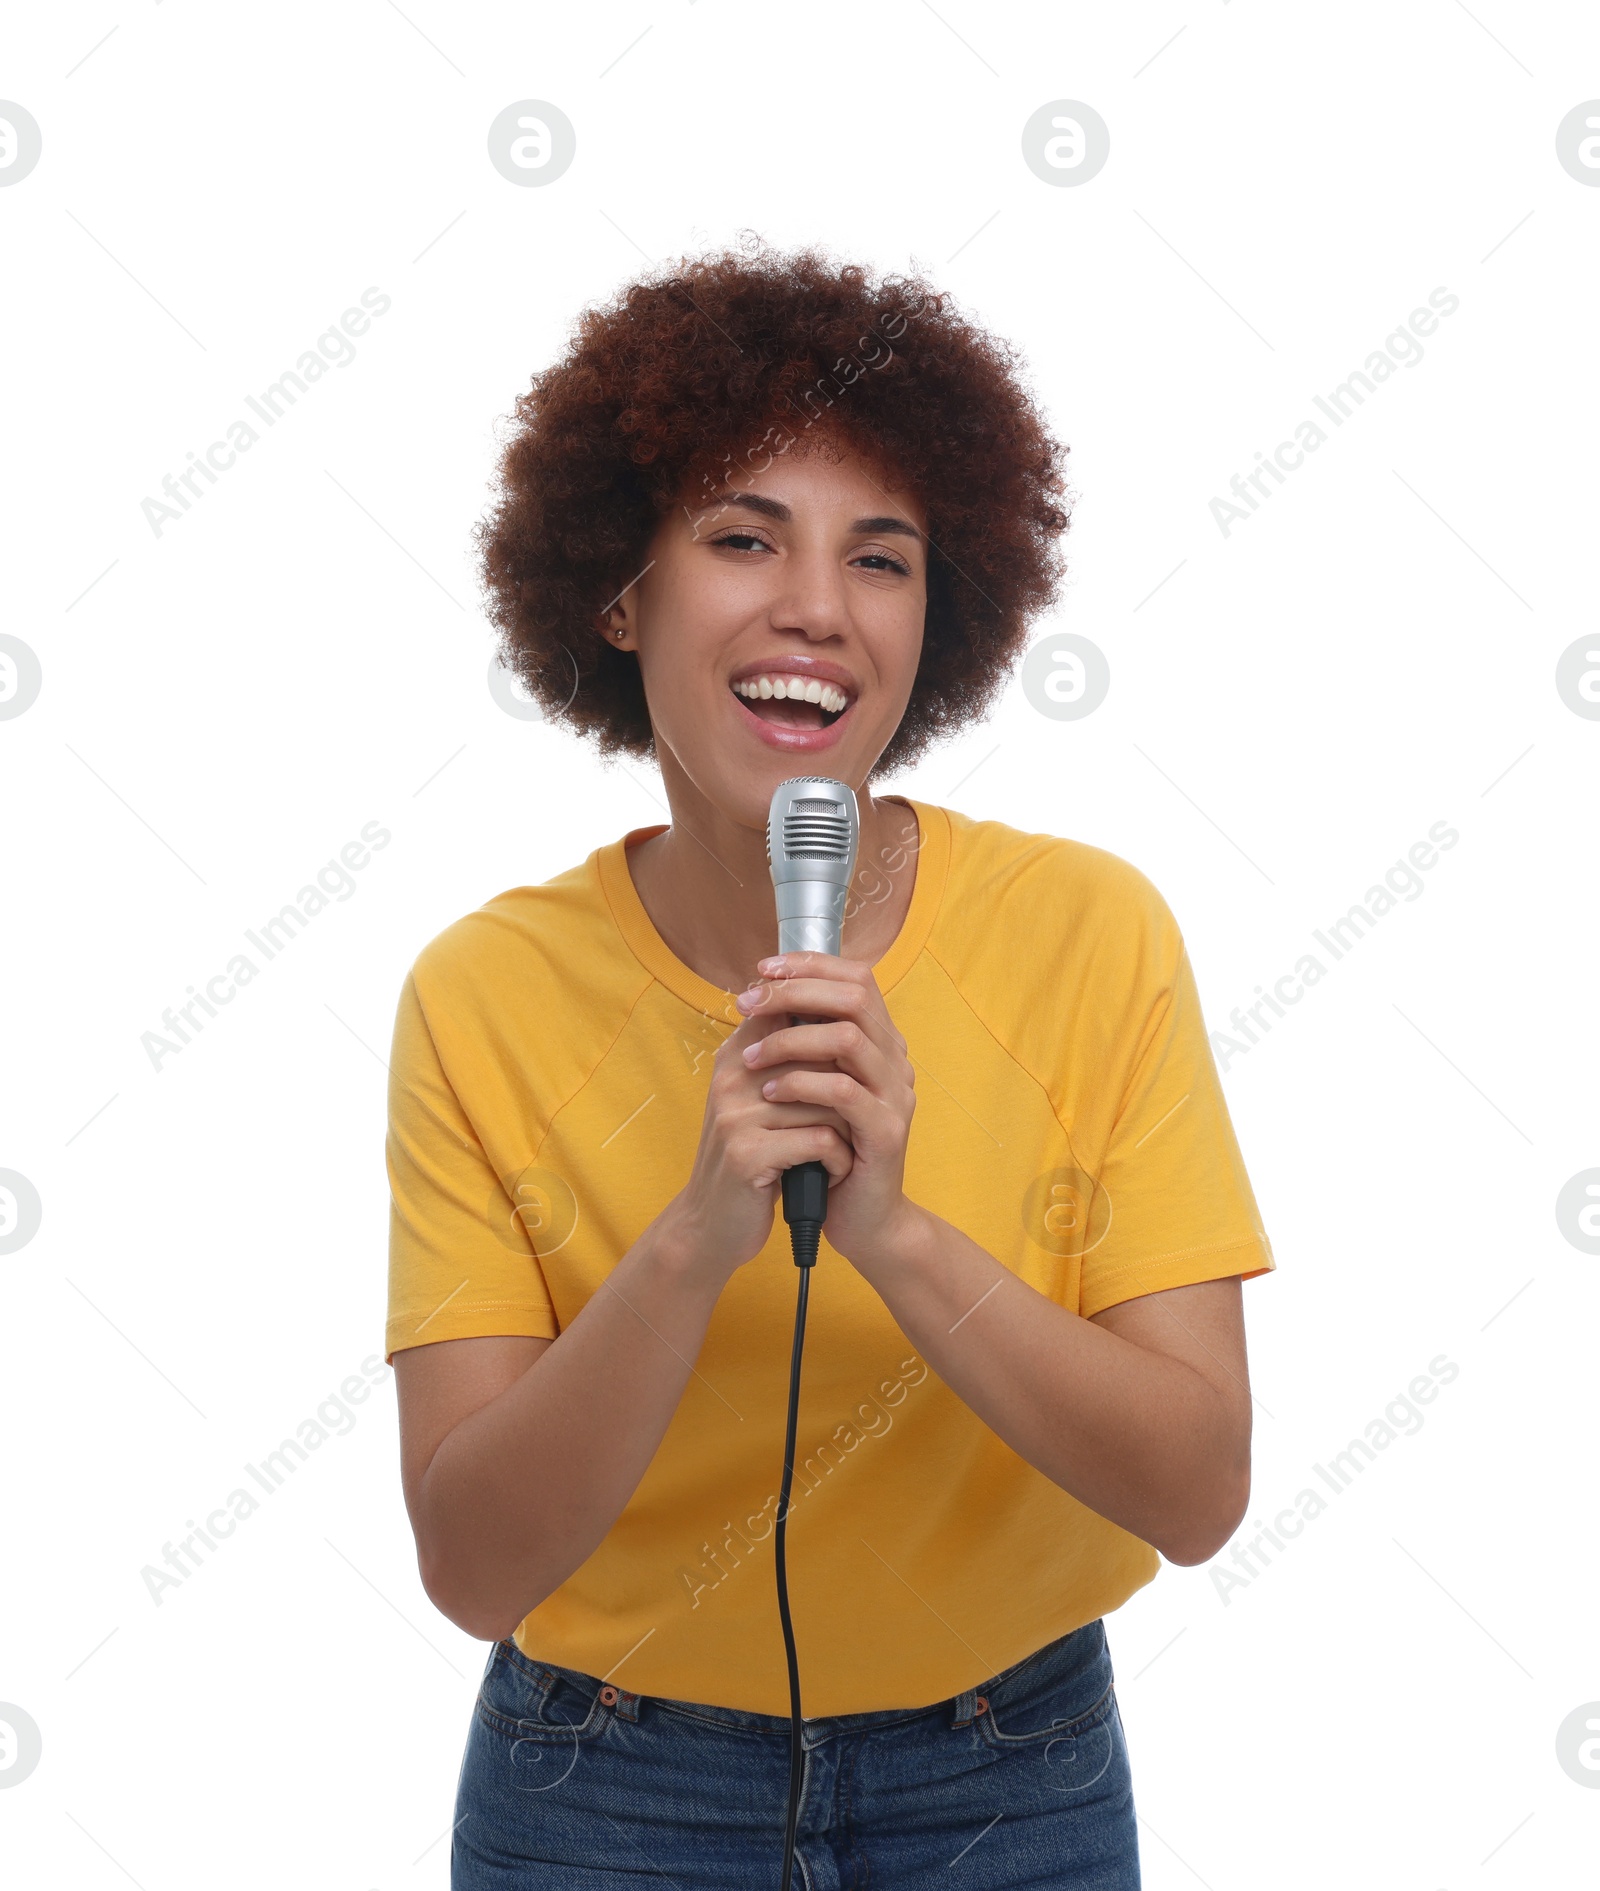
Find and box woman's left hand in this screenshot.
[734,951,917,1268]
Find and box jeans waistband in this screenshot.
[508,1618,1104,1742]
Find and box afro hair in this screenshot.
[474,234,1073,778]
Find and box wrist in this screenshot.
[843,1196,935,1280]
[641,1197,732,1296]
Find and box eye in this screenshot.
[706,532,912,577]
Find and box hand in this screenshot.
[662,995,856,1282]
[733,951,918,1267]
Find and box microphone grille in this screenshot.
[782,794,852,861]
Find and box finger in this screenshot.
[709,1013,794,1099]
[755,951,874,986]
[738,971,890,1038]
[758,1124,854,1184]
[716,1003,797,1060]
[762,1068,859,1113]
[760,1068,898,1149]
[743,956,874,1021]
[743,1018,898,1093]
[760,1095,854,1142]
[748,983,905,1071]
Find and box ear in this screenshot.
[595,595,635,653]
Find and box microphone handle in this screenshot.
[778,993,832,1253]
[775,915,839,1255]
[775,888,847,1258]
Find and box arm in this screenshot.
[394,992,860,1642]
[395,1208,725,1641]
[738,949,1256,1566]
[850,1206,1252,1564]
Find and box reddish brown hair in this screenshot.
[475,235,1072,777]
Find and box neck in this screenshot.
[625,755,920,996]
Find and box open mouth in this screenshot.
[729,674,852,731]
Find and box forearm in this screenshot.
[416,1210,725,1639]
[855,1204,1249,1563]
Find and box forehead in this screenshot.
[681,434,926,531]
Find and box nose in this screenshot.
[763,539,853,642]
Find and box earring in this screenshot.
[615,628,626,641]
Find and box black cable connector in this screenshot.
[773,1157,828,1891]
[781,1158,828,1256]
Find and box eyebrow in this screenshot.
[692,488,924,543]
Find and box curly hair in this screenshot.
[474,234,1072,779]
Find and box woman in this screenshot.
[385,240,1274,1888]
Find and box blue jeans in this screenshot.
[452,1617,1139,1888]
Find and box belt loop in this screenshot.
[950,1683,979,1729]
[606,1686,641,1722]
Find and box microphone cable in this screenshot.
[774,1156,828,1891]
[763,776,859,1891]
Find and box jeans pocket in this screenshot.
[975,1622,1117,1748]
[474,1640,609,1753]
[979,1678,1123,1803]
[979,1676,1116,1747]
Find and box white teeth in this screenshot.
[732,674,852,714]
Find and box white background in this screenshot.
[2,4,1597,1886]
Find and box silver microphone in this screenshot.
[765,777,861,1257]
[766,778,861,957]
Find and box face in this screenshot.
[602,440,928,829]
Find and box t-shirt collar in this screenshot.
[596,796,950,1016]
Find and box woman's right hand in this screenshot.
[660,1003,855,1280]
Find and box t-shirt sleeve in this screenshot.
[384,965,560,1361]
[1077,914,1275,1320]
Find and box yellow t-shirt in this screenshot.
[385,797,1273,1715]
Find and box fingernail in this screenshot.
[762,1080,777,1097]
[758,956,783,974]
[741,1043,760,1063]
[735,984,763,1011]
